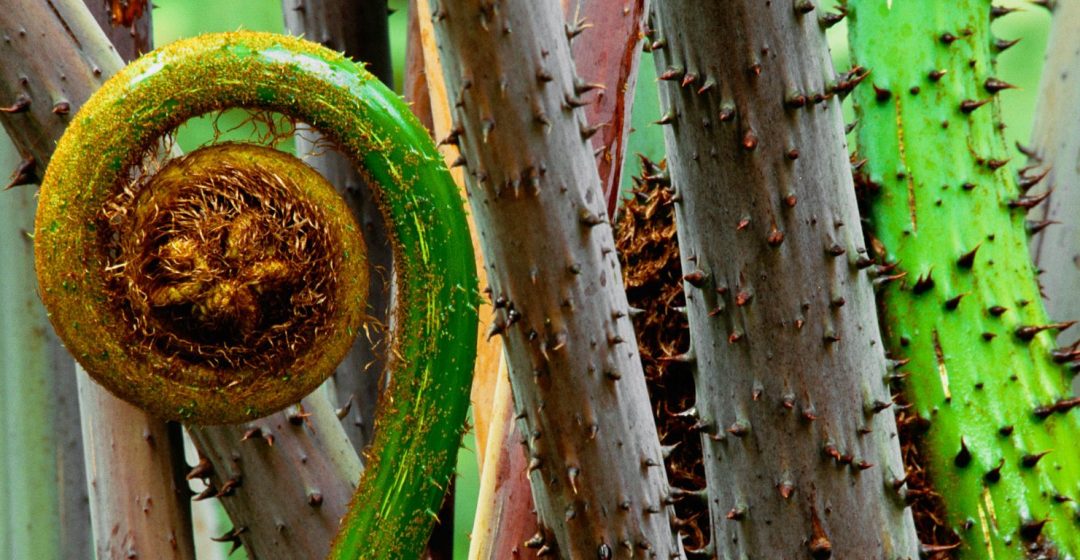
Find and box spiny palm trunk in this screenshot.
[1026,0,1080,350]
[185,393,362,559]
[431,1,683,557]
[649,2,919,558]
[0,2,195,558]
[465,1,653,556]
[848,1,1080,557]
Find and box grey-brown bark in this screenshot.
[1028,1,1080,349]
[284,0,396,452]
[78,371,197,559]
[0,2,194,558]
[185,392,362,559]
[650,3,919,558]
[431,2,682,557]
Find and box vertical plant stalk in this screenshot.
[459,3,653,556]
[78,374,197,559]
[650,2,918,558]
[849,1,1080,557]
[0,2,192,558]
[0,147,87,560]
[431,2,682,557]
[284,0,395,452]
[1027,0,1080,344]
[186,392,363,559]
[564,0,650,217]
[464,2,653,555]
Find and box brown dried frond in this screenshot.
[101,144,341,372]
[894,397,961,559]
[616,156,709,551]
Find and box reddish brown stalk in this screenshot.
[563,0,651,218]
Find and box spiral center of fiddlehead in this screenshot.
[35,32,478,557]
[103,143,344,371]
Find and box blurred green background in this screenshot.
[0,1,1052,558]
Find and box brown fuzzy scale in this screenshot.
[101,144,346,373]
[894,404,961,558]
[650,1,919,557]
[616,158,710,552]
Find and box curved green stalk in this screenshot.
[34,32,477,559]
[849,2,1080,557]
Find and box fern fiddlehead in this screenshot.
[34,31,478,559]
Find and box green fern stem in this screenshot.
[34,31,477,559]
[849,1,1080,557]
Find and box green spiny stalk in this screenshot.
[32,31,476,559]
[849,1,1080,557]
[650,2,919,557]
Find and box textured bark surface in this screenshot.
[284,0,395,453]
[431,2,682,557]
[650,2,919,558]
[186,393,362,559]
[563,0,650,217]
[78,371,196,560]
[1028,1,1080,345]
[0,2,190,558]
[0,0,119,178]
[465,3,650,555]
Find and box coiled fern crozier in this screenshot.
[33,31,477,559]
[849,1,1080,557]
